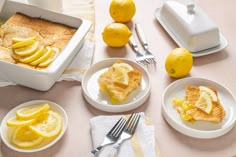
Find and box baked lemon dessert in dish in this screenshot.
[172,85,225,123]
[98,60,142,103]
[0,13,76,69]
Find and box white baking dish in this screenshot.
[0,0,91,91]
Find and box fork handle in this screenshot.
[128,36,139,53]
[91,145,103,155]
[98,146,118,157]
[135,23,148,50]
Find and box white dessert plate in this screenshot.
[82,58,151,113]
[0,100,68,153]
[154,8,228,57]
[162,77,236,139]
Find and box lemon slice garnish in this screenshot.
[38,47,59,67]
[12,37,36,43]
[16,103,50,120]
[29,111,62,138]
[30,46,54,66]
[195,92,213,114]
[113,63,133,72]
[7,117,36,127]
[19,46,45,63]
[11,126,44,148]
[12,37,36,49]
[14,41,39,57]
[113,65,129,85]
[199,86,218,102]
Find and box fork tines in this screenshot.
[125,113,141,134]
[108,117,126,138]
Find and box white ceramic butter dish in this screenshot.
[154,0,228,56]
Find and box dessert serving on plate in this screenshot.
[98,60,142,103]
[172,85,225,123]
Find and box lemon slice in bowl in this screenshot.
[11,126,44,148]
[29,111,62,138]
[200,86,218,102]
[7,117,36,127]
[195,92,213,114]
[16,103,50,120]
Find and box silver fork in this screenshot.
[98,113,141,157]
[135,23,156,64]
[129,36,150,66]
[91,117,126,155]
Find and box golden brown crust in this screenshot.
[0,13,76,69]
[185,85,225,123]
[0,46,15,63]
[98,61,142,103]
[3,13,76,50]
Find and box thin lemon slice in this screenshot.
[14,41,39,57]
[195,92,213,114]
[12,37,36,49]
[38,47,59,67]
[12,37,36,43]
[30,46,54,66]
[29,110,62,138]
[11,126,44,148]
[199,86,218,102]
[113,65,129,85]
[19,46,45,63]
[16,103,50,120]
[7,117,36,127]
[113,62,133,72]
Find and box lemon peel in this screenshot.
[165,48,193,78]
[102,23,131,47]
[109,0,136,23]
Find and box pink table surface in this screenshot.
[1,0,236,157]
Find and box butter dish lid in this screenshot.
[162,1,217,33]
[156,0,227,53]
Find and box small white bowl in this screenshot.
[0,100,68,153]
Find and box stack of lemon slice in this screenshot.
[12,37,59,68]
[195,86,218,114]
[7,104,63,148]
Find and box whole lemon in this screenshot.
[165,48,193,78]
[102,23,132,47]
[109,0,136,23]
